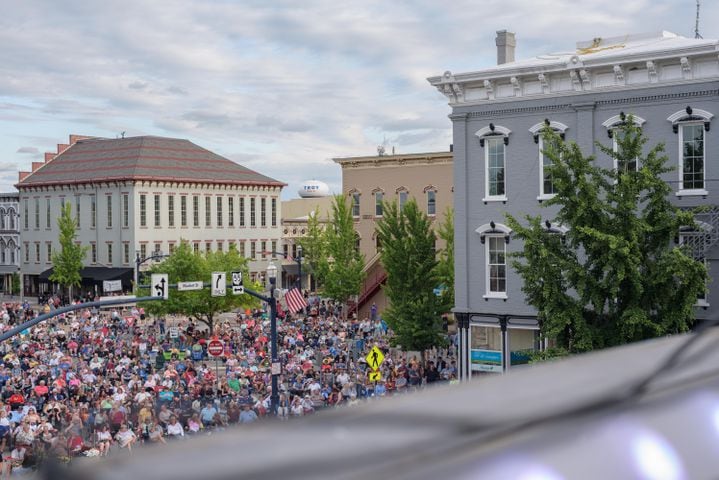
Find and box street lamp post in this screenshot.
[266,261,279,416]
[134,251,169,288]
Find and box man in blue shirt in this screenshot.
[238,405,258,424]
[200,403,218,426]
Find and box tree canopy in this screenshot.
[377,199,447,351]
[506,120,707,353]
[298,206,326,290]
[140,241,260,333]
[435,207,455,308]
[50,202,88,298]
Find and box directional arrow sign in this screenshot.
[231,271,244,295]
[211,272,226,297]
[177,281,203,292]
[151,274,169,300]
[368,370,381,382]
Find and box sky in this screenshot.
[0,0,717,199]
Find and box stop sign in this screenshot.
[207,339,224,357]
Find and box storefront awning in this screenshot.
[38,267,134,284]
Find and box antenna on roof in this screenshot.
[695,0,703,39]
[121,131,126,139]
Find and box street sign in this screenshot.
[103,279,122,293]
[168,327,179,339]
[231,271,244,295]
[177,281,203,292]
[151,274,169,299]
[211,272,226,297]
[368,370,381,382]
[271,362,281,375]
[207,339,224,357]
[365,346,385,370]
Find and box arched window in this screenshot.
[7,240,16,264]
[424,185,437,216]
[476,124,511,202]
[0,240,5,264]
[7,209,15,231]
[668,107,713,196]
[529,120,569,200]
[476,222,512,299]
[602,112,646,172]
[396,187,409,212]
[0,209,5,230]
[372,188,384,217]
[348,189,361,218]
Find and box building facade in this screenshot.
[0,193,20,294]
[333,151,453,319]
[429,31,719,379]
[16,135,284,296]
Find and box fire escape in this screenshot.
[680,206,719,260]
[347,252,386,316]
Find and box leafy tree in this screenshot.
[141,241,260,333]
[50,202,88,300]
[9,273,20,295]
[298,206,327,289]
[436,207,455,308]
[319,195,364,307]
[377,199,446,351]
[506,120,707,353]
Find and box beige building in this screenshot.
[333,151,453,319]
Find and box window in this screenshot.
[168,243,176,255]
[0,244,5,264]
[680,124,705,191]
[283,243,289,258]
[205,197,211,227]
[271,240,277,258]
[374,191,383,217]
[228,197,234,227]
[34,199,39,229]
[351,192,360,217]
[123,243,130,264]
[168,195,175,227]
[45,199,50,229]
[193,243,199,254]
[239,241,246,258]
[398,190,408,212]
[139,194,147,227]
[217,241,223,252]
[0,211,5,230]
[250,198,256,227]
[90,195,96,229]
[154,194,161,227]
[206,242,212,253]
[122,194,129,228]
[487,237,506,296]
[140,243,146,260]
[23,200,28,230]
[35,243,40,263]
[75,196,80,228]
[229,241,235,252]
[476,124,511,201]
[91,244,97,264]
[7,210,14,231]
[181,196,187,227]
[24,243,29,263]
[250,241,256,259]
[193,196,199,227]
[477,222,512,298]
[106,195,113,228]
[154,243,161,255]
[261,198,267,227]
[427,190,436,216]
[107,243,113,264]
[239,197,245,227]
[271,198,277,227]
[46,243,52,263]
[9,243,14,264]
[216,197,223,227]
[261,241,267,258]
[530,121,569,199]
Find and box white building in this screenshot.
[16,135,284,296]
[0,192,20,294]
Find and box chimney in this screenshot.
[496,30,516,65]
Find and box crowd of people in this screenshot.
[0,294,456,474]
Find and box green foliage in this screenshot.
[436,207,455,308]
[10,273,20,295]
[298,206,327,289]
[50,203,88,296]
[318,195,365,305]
[377,199,447,351]
[140,241,260,333]
[506,120,707,353]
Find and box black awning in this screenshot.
[39,267,134,284]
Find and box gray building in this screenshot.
[0,192,20,295]
[429,31,719,380]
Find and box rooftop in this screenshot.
[17,135,285,188]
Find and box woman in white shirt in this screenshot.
[165,416,184,438]
[115,424,136,453]
[96,425,112,456]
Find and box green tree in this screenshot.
[319,195,364,307]
[377,199,446,351]
[298,206,327,289]
[9,273,20,295]
[141,241,260,333]
[436,207,454,308]
[506,120,707,353]
[50,202,88,300]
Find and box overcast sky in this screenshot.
[1,0,716,198]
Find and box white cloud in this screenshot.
[0,0,716,195]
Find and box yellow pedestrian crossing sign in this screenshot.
[368,370,381,382]
[365,346,385,370]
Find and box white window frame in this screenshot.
[476,125,511,203]
[374,191,384,217]
[351,192,360,218]
[397,188,408,212]
[426,188,436,216]
[476,222,512,299]
[529,121,569,200]
[667,108,713,197]
[602,115,645,174]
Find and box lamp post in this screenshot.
[267,261,279,416]
[134,251,169,288]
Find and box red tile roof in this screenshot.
[17,136,284,188]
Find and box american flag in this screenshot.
[284,288,308,313]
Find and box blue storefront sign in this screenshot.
[471,349,503,373]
